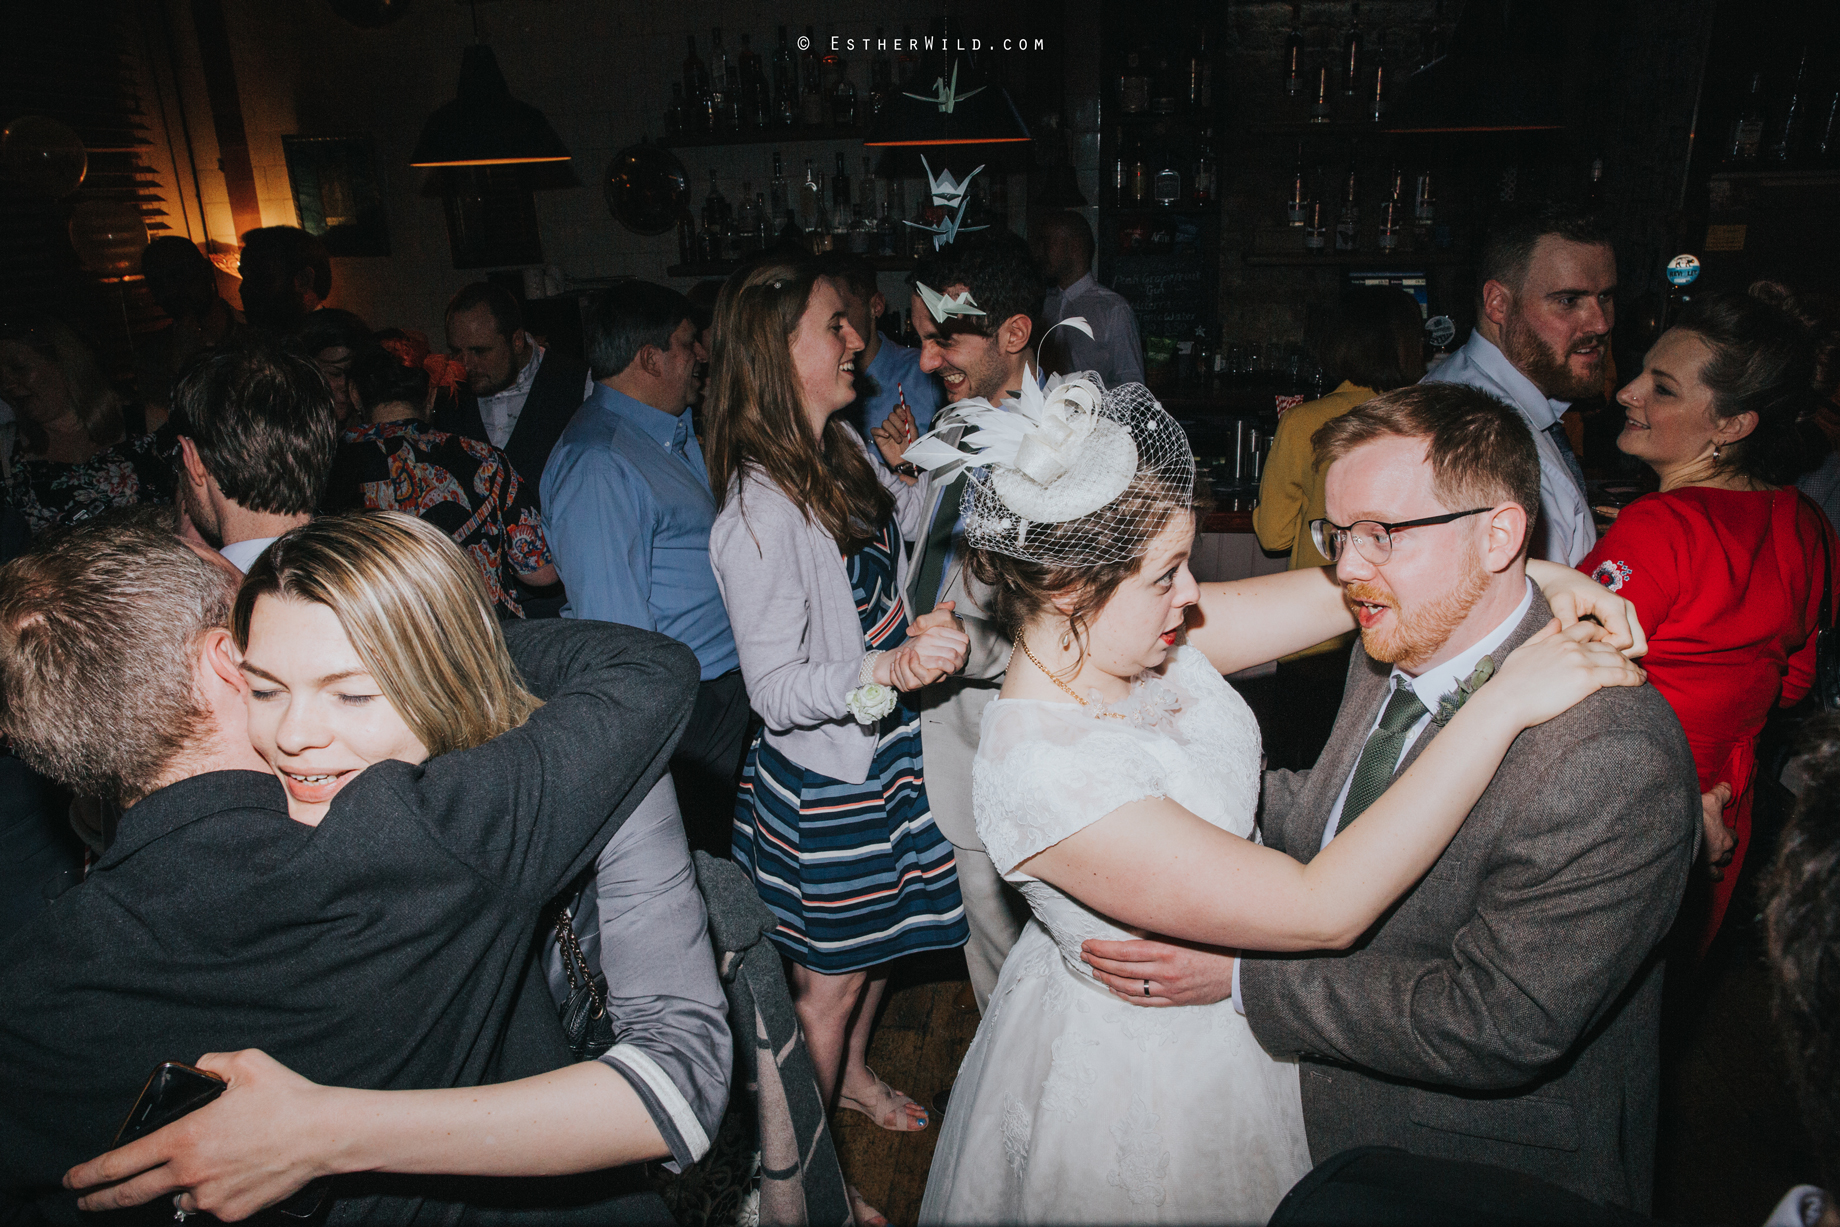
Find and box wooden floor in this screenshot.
[829,877,1817,1226]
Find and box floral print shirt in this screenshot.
[8,429,178,538]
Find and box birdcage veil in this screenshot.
[903,371,1196,568]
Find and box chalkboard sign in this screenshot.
[1107,251,1209,343]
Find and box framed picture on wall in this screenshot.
[281,135,390,257]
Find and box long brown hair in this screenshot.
[703,257,893,552]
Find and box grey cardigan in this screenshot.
[709,428,926,784]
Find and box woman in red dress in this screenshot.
[1581,282,1839,953]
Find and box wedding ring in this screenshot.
[1142,979,1150,997]
[173,1193,191,1222]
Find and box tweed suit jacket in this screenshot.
[904,448,1013,851]
[1239,589,1700,1212]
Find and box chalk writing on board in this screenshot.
[1107,254,1206,341]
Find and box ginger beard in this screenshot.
[1346,533,1491,671]
[1500,307,1606,402]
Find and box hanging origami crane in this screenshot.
[903,155,989,251]
[903,62,987,114]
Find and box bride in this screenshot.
[907,376,1646,1224]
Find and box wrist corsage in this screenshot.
[847,650,899,725]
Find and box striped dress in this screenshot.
[732,514,969,974]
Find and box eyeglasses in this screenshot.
[1308,507,1494,565]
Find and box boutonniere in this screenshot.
[1433,656,1497,726]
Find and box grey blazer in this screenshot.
[904,460,1014,850]
[1239,591,1700,1213]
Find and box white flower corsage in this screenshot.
[847,650,899,725]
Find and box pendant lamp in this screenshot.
[409,43,571,167]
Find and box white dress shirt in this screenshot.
[1042,272,1146,390]
[1421,331,1597,566]
[219,535,280,573]
[1232,579,1534,1013]
[475,345,594,451]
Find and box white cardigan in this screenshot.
[708,429,927,785]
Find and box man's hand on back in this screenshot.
[1081,937,1237,1008]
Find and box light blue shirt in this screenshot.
[1421,331,1597,566]
[1233,579,1534,1014]
[858,333,942,463]
[541,384,739,681]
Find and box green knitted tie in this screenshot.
[1337,681,1429,834]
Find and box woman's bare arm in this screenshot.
[1023,622,1643,952]
[67,1051,667,1222]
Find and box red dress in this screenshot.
[1580,487,1836,951]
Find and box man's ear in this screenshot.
[637,343,666,379]
[511,327,532,359]
[177,435,209,489]
[999,312,1034,357]
[870,290,886,323]
[1481,279,1514,329]
[201,627,246,692]
[290,267,323,309]
[1485,502,1530,572]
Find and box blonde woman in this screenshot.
[55,513,724,1223]
[705,259,968,1227]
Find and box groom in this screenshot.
[1084,383,1699,1212]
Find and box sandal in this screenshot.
[838,1067,930,1132]
[847,1184,889,1227]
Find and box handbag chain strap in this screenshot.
[552,907,607,1020]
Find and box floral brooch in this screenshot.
[1433,655,1497,727]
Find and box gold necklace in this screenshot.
[1015,634,1126,719]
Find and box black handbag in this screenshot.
[552,906,616,1061]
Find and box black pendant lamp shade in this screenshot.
[863,64,1031,147]
[409,44,571,167]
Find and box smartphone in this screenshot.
[114,1061,226,1148]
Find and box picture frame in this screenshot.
[281,135,390,257]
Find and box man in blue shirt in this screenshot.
[822,252,943,463]
[542,281,745,856]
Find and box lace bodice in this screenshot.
[972,644,1263,979]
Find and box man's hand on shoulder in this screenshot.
[1081,936,1236,1008]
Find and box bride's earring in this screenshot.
[1711,441,1723,463]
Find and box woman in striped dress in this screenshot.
[705,258,970,1226]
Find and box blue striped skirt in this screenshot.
[733,698,968,975]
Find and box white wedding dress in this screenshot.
[918,645,1312,1225]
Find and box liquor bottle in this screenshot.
[831,61,858,128]
[1304,198,1328,252]
[773,26,797,127]
[1378,166,1402,251]
[1820,88,1840,166]
[1413,170,1436,225]
[800,27,825,126]
[724,66,743,131]
[1151,58,1180,115]
[1775,48,1811,164]
[833,153,852,214]
[876,201,896,256]
[1192,128,1217,206]
[1154,149,1182,207]
[1129,136,1150,206]
[1334,164,1358,252]
[667,83,686,138]
[1286,145,1309,226]
[1728,72,1766,161]
[799,159,819,230]
[1342,2,1363,99]
[776,208,804,249]
[1121,51,1150,114]
[1311,65,1333,123]
[708,29,730,133]
[896,26,920,89]
[769,152,789,219]
[737,183,760,254]
[1191,326,1214,392]
[869,28,894,118]
[1661,253,1701,331]
[1369,27,1389,123]
[842,204,866,253]
[683,36,711,134]
[1188,31,1212,112]
[701,171,730,261]
[676,211,697,265]
[1112,129,1128,207]
[739,34,767,129]
[811,177,834,254]
[1285,3,1305,98]
[1586,157,1605,210]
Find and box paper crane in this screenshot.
[920,155,985,210]
[903,62,987,114]
[915,281,987,324]
[903,203,988,251]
